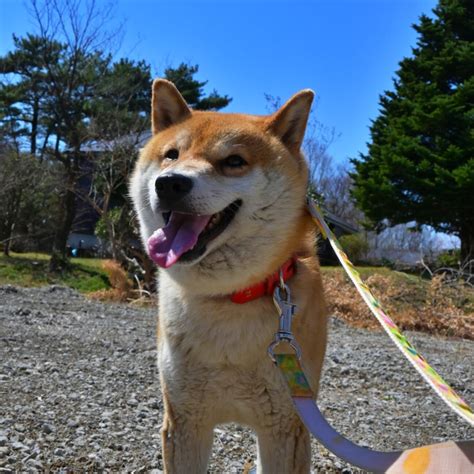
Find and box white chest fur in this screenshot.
[158,272,278,367]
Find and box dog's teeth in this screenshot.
[207,213,221,230]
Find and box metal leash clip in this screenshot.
[267,271,302,363]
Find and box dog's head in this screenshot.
[130,79,314,294]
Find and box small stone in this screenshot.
[148,400,160,409]
[41,423,54,434]
[0,438,6,447]
[0,447,9,458]
[22,448,37,460]
[53,448,65,457]
[11,441,27,450]
[67,419,79,428]
[26,459,43,469]
[127,398,138,407]
[23,438,34,448]
[16,363,30,371]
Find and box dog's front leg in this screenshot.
[256,419,311,474]
[161,403,214,474]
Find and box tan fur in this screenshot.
[130,79,327,473]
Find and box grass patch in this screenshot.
[0,252,110,293]
[1,253,472,339]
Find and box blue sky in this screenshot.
[0,0,437,164]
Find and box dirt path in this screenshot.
[1,285,473,472]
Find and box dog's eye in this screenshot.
[223,155,248,168]
[164,148,179,160]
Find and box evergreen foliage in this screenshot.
[1,23,231,276]
[164,63,231,110]
[351,0,474,261]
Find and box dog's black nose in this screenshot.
[155,174,193,204]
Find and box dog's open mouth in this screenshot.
[147,200,242,268]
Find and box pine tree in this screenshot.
[0,34,62,157]
[164,63,231,110]
[351,0,474,261]
[1,48,231,271]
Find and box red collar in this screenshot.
[230,257,297,304]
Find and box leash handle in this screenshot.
[275,353,474,473]
[306,197,474,427]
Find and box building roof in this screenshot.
[80,131,152,153]
[323,210,358,234]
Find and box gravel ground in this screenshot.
[0,284,473,473]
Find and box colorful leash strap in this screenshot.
[306,198,474,427]
[275,354,474,473]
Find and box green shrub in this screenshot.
[435,249,461,268]
[339,233,369,263]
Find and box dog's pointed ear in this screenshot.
[151,79,192,134]
[266,90,314,152]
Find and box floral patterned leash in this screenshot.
[306,198,474,427]
[272,353,474,473]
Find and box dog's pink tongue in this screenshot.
[147,212,211,268]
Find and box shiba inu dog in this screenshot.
[130,79,327,473]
